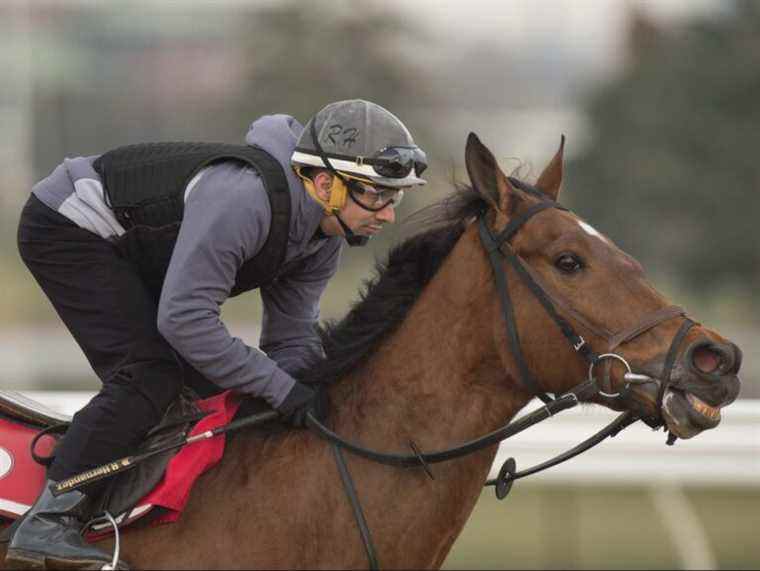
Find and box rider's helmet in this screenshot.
[291,99,428,191]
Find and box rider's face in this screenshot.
[338,189,397,237]
[313,171,401,238]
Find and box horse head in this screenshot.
[465,133,741,440]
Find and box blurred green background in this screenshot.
[1,0,757,568]
[445,485,760,570]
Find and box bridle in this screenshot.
[306,186,697,569]
[475,187,696,415]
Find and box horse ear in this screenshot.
[465,132,516,213]
[535,135,565,201]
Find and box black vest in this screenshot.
[93,142,292,299]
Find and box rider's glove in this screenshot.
[276,381,328,428]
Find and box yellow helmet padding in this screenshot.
[295,167,349,215]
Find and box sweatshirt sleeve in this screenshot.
[260,236,343,377]
[157,161,296,408]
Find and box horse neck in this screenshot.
[319,227,532,567]
[330,225,530,459]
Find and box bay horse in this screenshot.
[3,133,742,569]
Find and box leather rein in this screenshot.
[306,194,696,569]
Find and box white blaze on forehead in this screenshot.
[578,220,609,243]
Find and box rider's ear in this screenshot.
[313,171,333,202]
[535,135,565,201]
[465,132,516,214]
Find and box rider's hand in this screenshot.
[276,382,328,428]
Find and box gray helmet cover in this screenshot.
[292,99,427,188]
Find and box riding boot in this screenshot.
[5,480,125,570]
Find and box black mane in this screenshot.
[298,177,548,385]
[299,186,489,385]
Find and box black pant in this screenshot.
[17,195,218,487]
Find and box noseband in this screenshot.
[305,188,697,569]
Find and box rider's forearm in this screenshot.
[157,304,296,407]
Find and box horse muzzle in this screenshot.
[627,340,742,439]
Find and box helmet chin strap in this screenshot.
[335,212,370,247]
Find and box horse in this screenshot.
[2,133,742,569]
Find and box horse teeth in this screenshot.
[686,393,721,420]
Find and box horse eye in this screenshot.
[555,253,583,274]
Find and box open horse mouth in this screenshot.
[626,382,725,440]
[661,387,723,439]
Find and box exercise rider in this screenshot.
[10,99,427,569]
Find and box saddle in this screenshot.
[0,388,247,537]
[0,391,65,520]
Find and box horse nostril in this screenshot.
[691,344,724,374]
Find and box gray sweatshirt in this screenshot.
[31,114,343,408]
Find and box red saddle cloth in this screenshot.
[0,390,241,531]
[0,419,57,519]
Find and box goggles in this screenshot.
[360,146,428,180]
[346,179,405,212]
